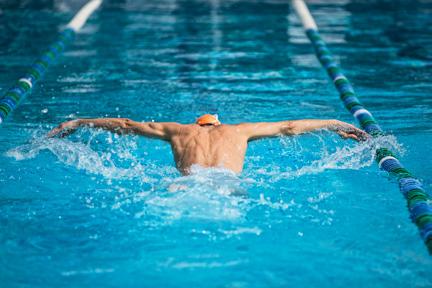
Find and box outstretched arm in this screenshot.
[239,119,368,142]
[48,118,180,140]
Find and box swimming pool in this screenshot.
[1,0,432,287]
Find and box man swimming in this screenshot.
[48,114,368,175]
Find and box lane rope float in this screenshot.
[0,0,103,125]
[291,0,432,254]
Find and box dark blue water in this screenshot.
[1,0,432,287]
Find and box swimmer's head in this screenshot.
[196,114,221,126]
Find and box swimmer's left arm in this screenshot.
[48,118,181,140]
[240,119,368,141]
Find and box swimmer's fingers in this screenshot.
[355,130,370,142]
[47,127,61,138]
[47,125,68,138]
[348,127,369,142]
[338,129,370,142]
[58,128,77,138]
[337,123,370,142]
[47,120,79,138]
[337,130,359,141]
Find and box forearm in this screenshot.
[286,119,368,141]
[285,119,340,135]
[80,118,172,139]
[77,118,132,134]
[244,119,342,141]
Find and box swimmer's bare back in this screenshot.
[48,117,368,175]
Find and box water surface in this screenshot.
[1,0,432,287]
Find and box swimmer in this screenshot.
[48,114,368,175]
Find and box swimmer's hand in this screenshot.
[47,119,81,138]
[331,121,369,142]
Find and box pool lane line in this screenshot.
[291,0,432,254]
[0,0,103,125]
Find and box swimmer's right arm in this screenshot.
[48,118,180,140]
[240,119,369,141]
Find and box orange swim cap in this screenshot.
[196,114,221,126]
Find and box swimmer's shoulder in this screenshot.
[173,123,200,136]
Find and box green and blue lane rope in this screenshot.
[0,0,102,125]
[292,0,432,254]
[0,29,75,124]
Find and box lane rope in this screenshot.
[0,0,103,125]
[291,0,432,254]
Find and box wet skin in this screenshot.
[48,118,368,175]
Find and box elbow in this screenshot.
[148,122,158,130]
[115,118,133,131]
[281,121,297,135]
[121,118,133,128]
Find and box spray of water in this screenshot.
[6,129,158,182]
[263,133,404,181]
[5,128,404,224]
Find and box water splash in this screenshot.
[6,129,158,182]
[270,134,404,180]
[5,128,400,225]
[117,165,253,222]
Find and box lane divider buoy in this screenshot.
[0,0,103,125]
[291,0,432,254]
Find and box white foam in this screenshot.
[272,134,403,180]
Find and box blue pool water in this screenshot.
[1,0,432,287]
